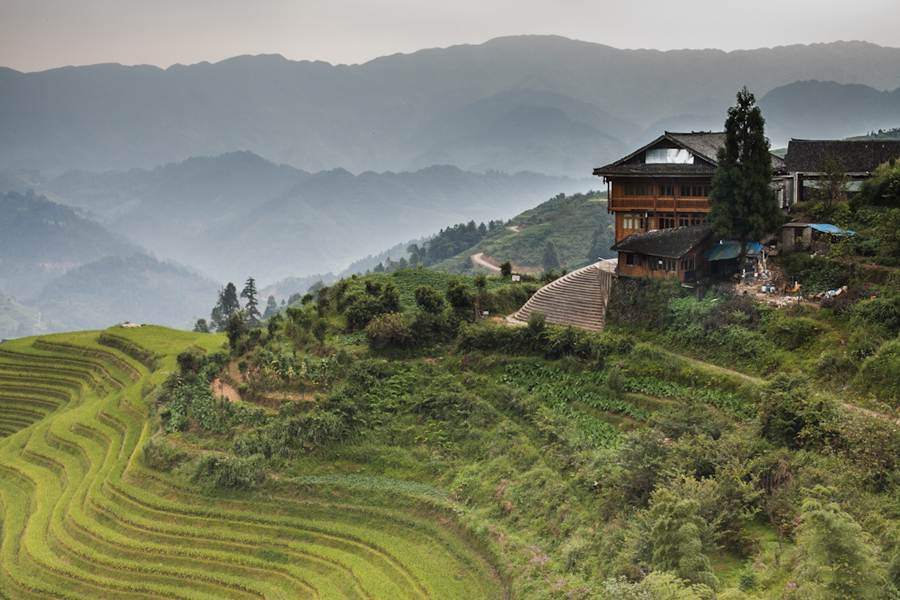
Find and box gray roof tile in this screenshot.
[611,223,712,259]
[785,140,900,173]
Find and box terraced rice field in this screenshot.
[0,327,500,599]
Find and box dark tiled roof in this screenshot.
[594,163,717,176]
[594,131,784,177]
[611,223,712,259]
[667,132,726,163]
[785,140,900,173]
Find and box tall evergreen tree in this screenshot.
[262,295,278,320]
[210,282,240,332]
[241,277,261,327]
[708,87,781,264]
[542,239,561,271]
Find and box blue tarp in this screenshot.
[808,223,855,236]
[701,241,763,261]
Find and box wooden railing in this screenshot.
[608,197,710,212]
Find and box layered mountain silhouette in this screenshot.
[3,36,900,177]
[10,153,592,285]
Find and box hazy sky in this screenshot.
[2,0,899,73]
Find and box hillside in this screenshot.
[0,190,139,298]
[31,253,219,332]
[0,290,41,339]
[760,80,900,142]
[2,252,897,598]
[3,37,900,176]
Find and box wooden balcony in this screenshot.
[608,196,710,212]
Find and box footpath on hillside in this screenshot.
[662,349,899,426]
[471,253,501,272]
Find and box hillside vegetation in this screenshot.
[0,190,139,299]
[4,252,898,598]
[423,190,614,274]
[2,159,900,598]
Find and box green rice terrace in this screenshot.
[1,265,899,599]
[0,327,501,599]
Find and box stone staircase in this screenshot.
[509,262,612,331]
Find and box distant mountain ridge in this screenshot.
[759,80,900,142]
[13,152,593,285]
[3,36,900,177]
[0,190,140,298]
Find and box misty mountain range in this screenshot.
[3,36,900,178]
[5,154,590,287]
[2,35,900,337]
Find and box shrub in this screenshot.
[781,254,849,293]
[761,314,821,351]
[365,312,413,349]
[815,347,858,381]
[194,453,267,489]
[445,277,473,309]
[414,284,445,314]
[853,338,900,405]
[757,374,838,447]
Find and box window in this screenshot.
[626,254,635,266]
[625,183,655,197]
[660,184,674,197]
[623,214,644,230]
[680,257,696,271]
[660,213,675,229]
[679,184,711,197]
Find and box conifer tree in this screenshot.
[262,295,278,320]
[708,87,781,263]
[542,239,561,271]
[210,282,240,332]
[241,277,261,327]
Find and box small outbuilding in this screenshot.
[781,222,855,254]
[610,223,713,281]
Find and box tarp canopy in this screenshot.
[808,223,856,236]
[701,241,763,261]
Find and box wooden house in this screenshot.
[784,139,900,204]
[594,131,787,244]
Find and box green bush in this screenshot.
[757,373,838,447]
[761,314,821,351]
[414,284,445,314]
[193,452,267,489]
[853,338,900,405]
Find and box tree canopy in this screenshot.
[708,87,781,262]
[210,282,240,332]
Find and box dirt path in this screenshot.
[663,350,900,425]
[507,225,523,232]
[471,252,501,272]
[211,378,241,402]
[663,350,762,384]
